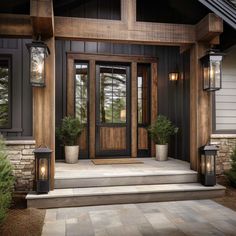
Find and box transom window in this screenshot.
[0,56,11,128]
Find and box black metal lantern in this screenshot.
[199,145,218,186]
[34,146,52,193]
[26,40,50,87]
[200,50,224,92]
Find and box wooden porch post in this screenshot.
[189,43,212,171]
[31,0,55,189]
[33,37,55,189]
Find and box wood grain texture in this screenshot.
[189,43,210,171]
[54,16,195,45]
[68,53,157,63]
[66,57,75,116]
[100,127,126,151]
[33,37,55,189]
[131,62,137,157]
[196,13,223,42]
[138,128,149,150]
[151,63,158,156]
[0,14,32,37]
[30,0,54,39]
[89,60,96,158]
[0,10,222,46]
[78,128,87,152]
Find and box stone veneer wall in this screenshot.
[5,140,36,192]
[211,134,236,175]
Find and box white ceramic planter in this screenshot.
[156,144,168,161]
[65,145,79,164]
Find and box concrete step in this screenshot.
[26,183,225,209]
[54,171,198,189]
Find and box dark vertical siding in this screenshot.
[55,40,190,162]
[54,0,121,20]
[0,38,32,138]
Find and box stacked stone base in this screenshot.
[5,140,36,192]
[211,134,236,175]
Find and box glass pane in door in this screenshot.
[99,66,127,123]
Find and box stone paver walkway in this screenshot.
[42,200,236,236]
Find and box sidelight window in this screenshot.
[0,57,11,128]
[75,63,88,124]
[137,64,150,125]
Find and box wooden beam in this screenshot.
[131,62,137,158]
[33,37,55,189]
[0,12,222,46]
[30,0,54,39]
[54,16,195,45]
[196,13,223,42]
[0,14,32,37]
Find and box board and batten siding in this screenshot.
[0,38,33,138]
[55,40,190,162]
[215,45,236,132]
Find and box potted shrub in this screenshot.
[56,116,84,164]
[148,115,178,161]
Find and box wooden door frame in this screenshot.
[67,53,158,158]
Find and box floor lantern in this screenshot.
[199,145,218,186]
[34,146,52,193]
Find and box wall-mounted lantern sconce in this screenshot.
[34,146,52,194]
[26,40,50,87]
[200,50,224,92]
[199,144,218,186]
[168,72,179,81]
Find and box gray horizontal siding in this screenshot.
[215,47,236,131]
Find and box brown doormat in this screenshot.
[91,158,143,165]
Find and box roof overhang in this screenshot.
[198,0,236,29]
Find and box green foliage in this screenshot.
[56,116,84,146]
[225,147,236,188]
[0,67,9,127]
[0,137,15,223]
[148,115,178,145]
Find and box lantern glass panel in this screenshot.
[30,46,45,85]
[39,158,48,180]
[201,154,205,174]
[209,57,221,90]
[206,155,215,174]
[203,62,210,90]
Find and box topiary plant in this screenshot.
[225,147,236,188]
[56,116,84,146]
[148,115,178,145]
[0,136,15,223]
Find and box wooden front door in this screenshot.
[95,63,131,157]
